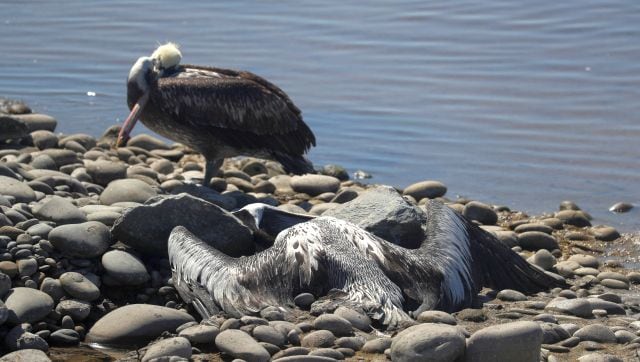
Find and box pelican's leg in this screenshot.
[203,158,223,187]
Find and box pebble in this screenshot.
[86,160,127,186]
[546,298,593,318]
[599,278,628,290]
[142,337,192,362]
[253,325,286,346]
[313,314,353,337]
[514,223,554,234]
[517,231,559,251]
[555,210,591,227]
[402,180,447,201]
[333,306,372,331]
[179,324,220,344]
[308,348,344,359]
[574,324,617,343]
[609,202,633,213]
[100,178,158,205]
[294,293,315,309]
[17,258,38,277]
[33,196,87,225]
[497,289,527,302]
[87,304,195,346]
[0,176,36,203]
[362,337,392,353]
[0,261,18,278]
[290,174,340,196]
[463,201,498,225]
[12,113,57,132]
[126,134,170,150]
[0,349,51,362]
[336,336,365,351]
[456,308,487,322]
[569,254,600,269]
[59,272,101,301]
[4,288,54,324]
[39,277,65,302]
[391,323,465,362]
[49,329,81,346]
[464,321,543,362]
[214,329,270,362]
[416,310,457,325]
[55,299,91,321]
[301,330,336,348]
[101,249,150,286]
[529,249,557,270]
[578,353,624,362]
[48,221,111,258]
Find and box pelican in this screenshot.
[169,200,566,327]
[118,43,316,186]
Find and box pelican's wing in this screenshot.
[154,66,315,156]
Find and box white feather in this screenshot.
[151,42,182,70]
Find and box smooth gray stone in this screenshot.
[0,300,8,325]
[496,289,527,302]
[308,348,343,359]
[30,154,57,170]
[85,160,127,186]
[273,356,336,362]
[36,149,79,167]
[335,336,365,351]
[391,323,465,362]
[26,223,53,239]
[577,353,623,362]
[0,176,35,203]
[86,210,121,226]
[17,258,37,277]
[362,337,393,353]
[555,210,591,227]
[290,174,340,196]
[574,325,617,343]
[126,134,170,150]
[252,325,285,347]
[31,130,59,150]
[313,314,352,337]
[463,201,497,225]
[4,287,54,324]
[55,299,91,321]
[49,328,80,346]
[111,193,253,256]
[301,330,335,348]
[168,184,236,210]
[545,298,593,317]
[39,277,65,303]
[416,310,457,325]
[334,306,372,331]
[11,113,57,132]
[403,180,447,200]
[59,272,101,301]
[214,329,270,362]
[49,221,111,258]
[0,349,51,362]
[324,185,426,248]
[59,133,96,150]
[33,196,87,225]
[517,231,559,251]
[101,250,150,286]
[178,324,220,344]
[86,304,195,346]
[100,178,158,205]
[142,337,192,362]
[464,321,542,362]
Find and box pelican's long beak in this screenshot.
[116,92,149,147]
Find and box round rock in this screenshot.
[391,323,465,362]
[100,179,158,205]
[55,299,91,321]
[86,304,195,346]
[0,176,35,203]
[463,201,498,225]
[290,175,340,196]
[464,321,543,362]
[101,250,150,286]
[313,314,352,337]
[402,180,447,201]
[334,306,372,332]
[59,272,101,301]
[142,337,192,362]
[49,221,111,258]
[416,310,457,325]
[178,324,220,344]
[214,329,270,362]
[496,289,527,302]
[4,287,54,323]
[517,231,559,251]
[0,349,51,362]
[301,330,335,348]
[33,196,87,225]
[574,324,616,343]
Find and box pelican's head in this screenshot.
[151,42,182,73]
[117,56,157,147]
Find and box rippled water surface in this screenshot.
[0,1,638,230]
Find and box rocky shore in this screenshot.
[0,98,639,362]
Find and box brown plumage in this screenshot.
[119,45,315,185]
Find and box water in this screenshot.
[1,1,639,231]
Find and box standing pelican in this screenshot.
[118,43,316,185]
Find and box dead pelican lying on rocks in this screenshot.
[169,200,566,327]
[118,43,316,186]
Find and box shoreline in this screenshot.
[0,98,639,361]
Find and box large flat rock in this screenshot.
[86,304,195,346]
[111,193,253,256]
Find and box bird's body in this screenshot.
[120,44,315,185]
[169,200,566,328]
